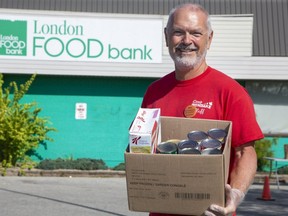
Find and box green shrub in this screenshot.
[255,138,277,171]
[0,74,56,168]
[36,158,108,170]
[113,162,125,171]
[278,166,288,175]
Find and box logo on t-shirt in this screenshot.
[192,100,213,115]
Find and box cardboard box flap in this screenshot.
[222,121,232,183]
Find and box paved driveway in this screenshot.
[0,176,287,216]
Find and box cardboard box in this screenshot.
[125,116,232,216]
[129,108,160,154]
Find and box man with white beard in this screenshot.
[141,3,264,216]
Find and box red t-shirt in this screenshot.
[141,67,263,216]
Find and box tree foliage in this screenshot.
[255,137,278,171]
[0,74,56,168]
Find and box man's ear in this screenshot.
[164,27,168,47]
[207,31,214,50]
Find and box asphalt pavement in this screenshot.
[237,183,288,216]
[0,176,287,216]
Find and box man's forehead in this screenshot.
[173,8,207,21]
[171,11,207,30]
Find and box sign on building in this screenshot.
[0,12,163,63]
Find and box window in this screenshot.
[246,81,288,136]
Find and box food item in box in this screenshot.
[202,148,222,155]
[166,139,181,144]
[200,138,222,150]
[156,128,227,155]
[179,147,201,154]
[207,128,227,144]
[177,139,200,154]
[156,142,178,154]
[129,108,160,153]
[198,137,223,155]
[187,130,208,144]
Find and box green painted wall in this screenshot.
[264,137,288,171]
[4,74,288,170]
[3,74,156,167]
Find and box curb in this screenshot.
[2,168,288,185]
[3,168,126,178]
[254,173,288,184]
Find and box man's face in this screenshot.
[165,8,213,70]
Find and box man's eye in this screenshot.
[192,32,202,37]
[173,31,183,36]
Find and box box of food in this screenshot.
[129,108,160,154]
[125,116,232,215]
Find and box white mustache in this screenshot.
[176,44,198,51]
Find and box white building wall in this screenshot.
[0,9,288,80]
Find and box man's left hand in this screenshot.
[204,184,245,216]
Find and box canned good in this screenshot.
[178,139,199,149]
[156,142,178,154]
[179,148,201,154]
[201,148,222,155]
[207,128,227,144]
[178,140,199,154]
[200,138,222,150]
[187,130,208,144]
[166,139,181,145]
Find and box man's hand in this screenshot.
[204,184,245,216]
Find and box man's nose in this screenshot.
[182,33,193,44]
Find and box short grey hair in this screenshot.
[166,3,212,34]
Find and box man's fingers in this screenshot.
[204,210,216,216]
[210,204,226,214]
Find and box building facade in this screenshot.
[0,0,287,167]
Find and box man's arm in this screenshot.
[205,142,257,215]
[230,142,257,193]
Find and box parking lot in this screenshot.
[0,176,287,216]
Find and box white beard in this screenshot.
[173,49,207,71]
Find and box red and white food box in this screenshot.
[129,108,161,154]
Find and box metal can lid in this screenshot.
[179,148,201,154]
[187,130,208,142]
[200,138,222,149]
[166,139,181,145]
[156,142,178,154]
[201,148,222,155]
[207,128,227,143]
[178,140,199,150]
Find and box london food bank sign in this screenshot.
[0,12,163,63]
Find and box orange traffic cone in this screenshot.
[257,176,275,201]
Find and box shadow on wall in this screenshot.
[3,74,157,97]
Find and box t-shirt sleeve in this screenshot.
[224,88,263,147]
